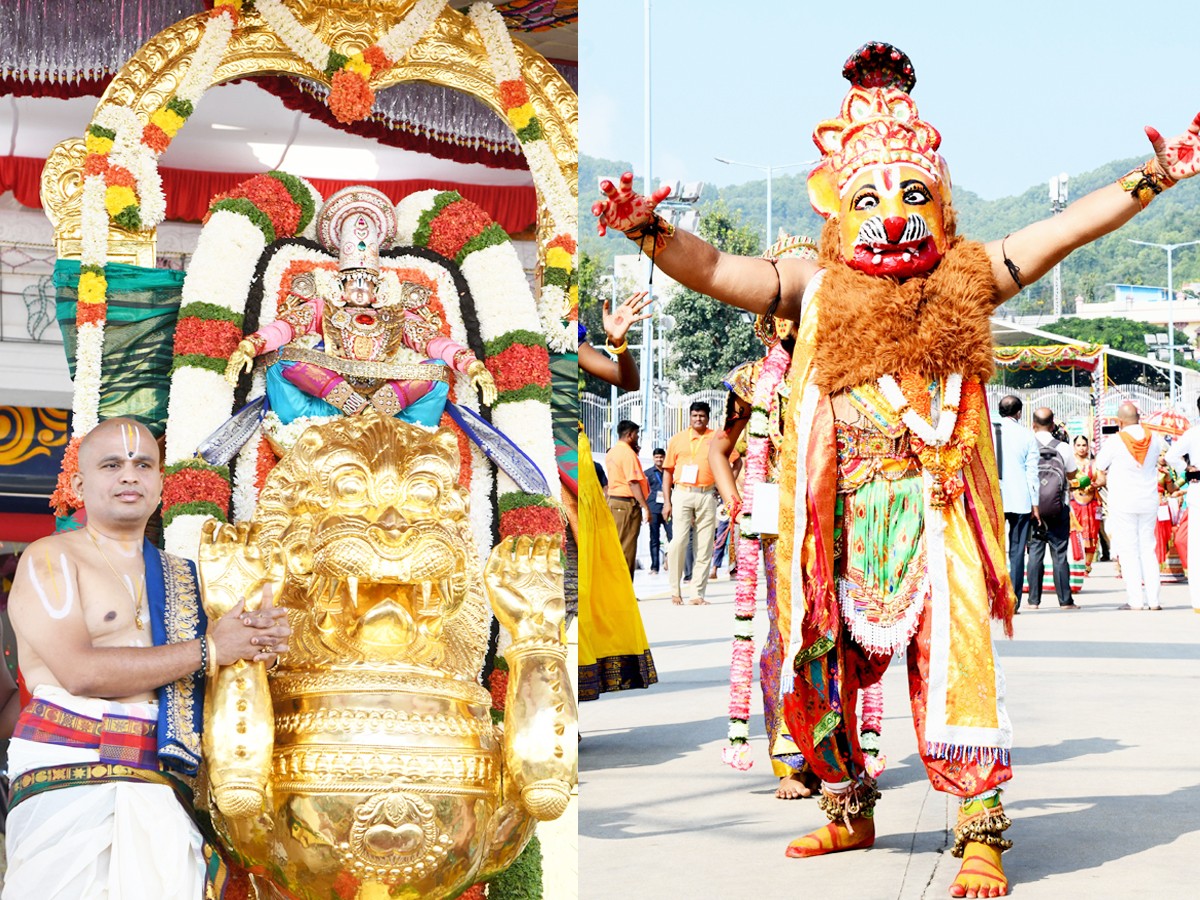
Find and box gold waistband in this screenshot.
[263,346,452,384]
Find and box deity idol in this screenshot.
[594,41,1200,898]
[224,186,496,424]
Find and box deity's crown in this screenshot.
[317,186,398,274]
[808,42,950,218]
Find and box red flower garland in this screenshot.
[210,174,302,238]
[499,505,562,539]
[162,467,232,512]
[173,317,244,359]
[425,200,495,260]
[487,343,550,394]
[253,436,277,492]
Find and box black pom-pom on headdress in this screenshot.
[842,41,916,94]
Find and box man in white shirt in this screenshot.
[1027,407,1079,609]
[1094,401,1165,610]
[995,396,1041,611]
[1163,397,1200,612]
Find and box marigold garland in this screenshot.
[49,437,84,517]
[63,0,241,480]
[254,0,446,123]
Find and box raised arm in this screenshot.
[988,114,1200,303]
[593,173,818,320]
[578,291,652,391]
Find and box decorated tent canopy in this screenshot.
[993,343,1105,375]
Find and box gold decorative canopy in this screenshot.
[41,0,578,267]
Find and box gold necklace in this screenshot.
[86,528,145,630]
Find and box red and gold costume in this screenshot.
[775,43,1015,858]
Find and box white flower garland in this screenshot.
[255,0,446,72]
[877,373,963,446]
[231,370,268,522]
[467,2,576,236]
[458,243,543,338]
[538,282,575,354]
[375,0,447,61]
[253,0,329,70]
[72,324,105,437]
[394,190,440,242]
[72,174,110,438]
[176,9,235,105]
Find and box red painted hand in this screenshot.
[1145,113,1200,183]
[591,171,672,236]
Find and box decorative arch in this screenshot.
[41,0,577,269]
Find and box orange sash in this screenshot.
[1119,430,1152,465]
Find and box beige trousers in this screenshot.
[668,488,717,600]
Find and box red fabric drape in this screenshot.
[2,156,538,233]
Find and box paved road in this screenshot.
[579,560,1200,899]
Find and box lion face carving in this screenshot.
[254,411,481,668]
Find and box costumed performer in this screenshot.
[594,40,1200,898]
[4,418,291,899]
[1070,435,1100,573]
[578,291,659,700]
[224,187,496,423]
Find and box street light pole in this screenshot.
[714,156,818,248]
[1129,239,1200,408]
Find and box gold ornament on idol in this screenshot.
[86,528,145,630]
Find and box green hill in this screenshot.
[579,153,1200,315]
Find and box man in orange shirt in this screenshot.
[664,401,718,605]
[605,420,651,576]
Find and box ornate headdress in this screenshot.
[316,186,398,274]
[807,42,951,219]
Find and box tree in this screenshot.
[664,200,763,391]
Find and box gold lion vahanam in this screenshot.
[197,410,576,899]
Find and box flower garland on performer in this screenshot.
[877,372,981,509]
[468,1,578,353]
[722,340,790,771]
[253,0,447,124]
[50,0,244,516]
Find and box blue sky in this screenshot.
[580,0,1200,200]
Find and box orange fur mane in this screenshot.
[810,212,1000,395]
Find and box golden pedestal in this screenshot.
[198,412,575,899]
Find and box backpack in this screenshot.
[1037,439,1069,519]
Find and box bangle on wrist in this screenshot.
[197,635,208,675]
[605,336,628,355]
[205,635,218,678]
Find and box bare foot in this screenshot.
[785,816,874,857]
[949,842,1008,898]
[775,772,815,800]
[689,597,710,605]
[671,596,683,606]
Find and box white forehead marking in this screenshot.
[30,553,74,619]
[120,423,142,459]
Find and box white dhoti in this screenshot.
[3,687,206,900]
